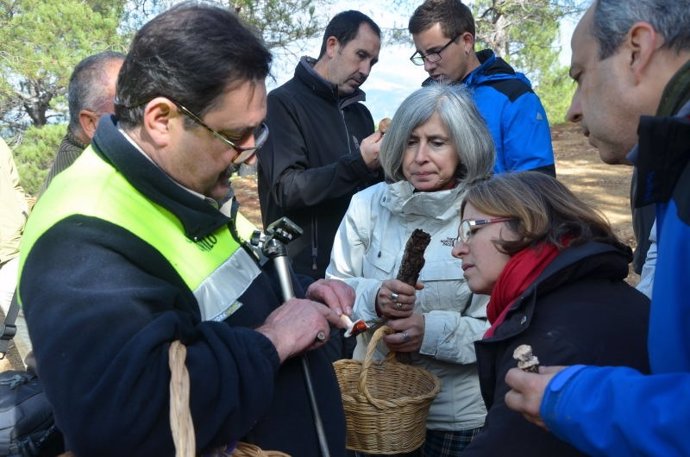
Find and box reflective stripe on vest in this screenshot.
[19,146,261,321]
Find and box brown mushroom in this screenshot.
[378,117,392,134]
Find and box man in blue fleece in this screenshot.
[408,0,555,176]
[504,1,690,456]
[17,4,352,456]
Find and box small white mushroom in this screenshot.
[513,344,540,373]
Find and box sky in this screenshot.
[266,2,582,125]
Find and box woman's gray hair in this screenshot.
[380,83,494,185]
[593,0,690,59]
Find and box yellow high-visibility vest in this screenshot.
[19,146,260,321]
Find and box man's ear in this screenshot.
[142,97,177,147]
[460,31,475,55]
[627,21,660,81]
[325,36,339,58]
[78,110,100,141]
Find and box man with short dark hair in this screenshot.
[505,1,690,455]
[19,4,351,456]
[258,10,383,283]
[408,0,555,176]
[40,51,125,193]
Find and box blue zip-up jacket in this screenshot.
[424,50,555,176]
[539,63,690,457]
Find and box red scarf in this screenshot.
[484,243,560,338]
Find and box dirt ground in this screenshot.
[0,122,637,371]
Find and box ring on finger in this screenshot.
[402,331,409,342]
[390,292,399,301]
[395,302,403,310]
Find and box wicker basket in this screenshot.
[230,442,290,457]
[333,326,441,454]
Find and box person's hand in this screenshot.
[359,131,384,170]
[256,298,343,362]
[375,279,422,319]
[382,312,425,352]
[504,366,566,429]
[306,278,355,316]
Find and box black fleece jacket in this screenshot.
[257,57,382,279]
[20,116,346,457]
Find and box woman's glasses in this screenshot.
[454,217,514,247]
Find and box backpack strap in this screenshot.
[0,291,19,359]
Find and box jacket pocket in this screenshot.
[362,245,396,278]
[417,259,470,313]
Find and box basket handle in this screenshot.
[358,325,400,408]
[169,340,196,457]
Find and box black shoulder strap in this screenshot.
[0,291,19,359]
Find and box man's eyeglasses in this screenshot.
[454,217,514,247]
[174,102,269,165]
[410,34,460,66]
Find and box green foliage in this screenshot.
[233,0,324,50]
[13,124,64,195]
[536,67,576,124]
[468,0,584,125]
[0,0,127,130]
[1,0,331,185]
[119,0,330,51]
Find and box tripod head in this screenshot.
[250,217,303,259]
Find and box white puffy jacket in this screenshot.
[326,180,488,431]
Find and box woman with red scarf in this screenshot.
[453,171,650,456]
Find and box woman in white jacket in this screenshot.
[326,84,495,456]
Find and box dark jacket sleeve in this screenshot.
[259,90,378,211]
[20,217,281,457]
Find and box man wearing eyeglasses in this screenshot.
[409,0,556,177]
[17,4,352,456]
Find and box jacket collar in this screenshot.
[657,59,690,117]
[91,115,231,241]
[382,180,463,220]
[483,241,632,342]
[634,112,690,207]
[295,56,366,109]
[463,49,531,87]
[65,129,88,150]
[632,61,690,223]
[421,49,530,88]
